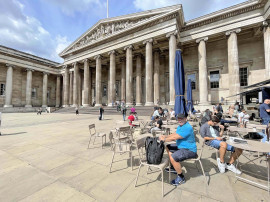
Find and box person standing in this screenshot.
[121,105,127,121]
[99,106,104,120]
[75,107,79,115]
[259,99,270,125]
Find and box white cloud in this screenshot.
[133,0,180,11]
[133,0,246,21]
[0,0,70,63]
[43,0,105,16]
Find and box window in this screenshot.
[116,80,120,96]
[210,71,220,89]
[103,85,107,96]
[240,67,248,86]
[31,88,37,98]
[0,83,5,96]
[187,74,196,90]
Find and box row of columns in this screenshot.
[4,66,61,108]
[62,31,177,107]
[197,28,242,104]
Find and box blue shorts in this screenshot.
[209,139,235,152]
[167,144,197,162]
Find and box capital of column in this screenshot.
[108,50,116,56]
[94,54,102,60]
[134,53,143,58]
[166,30,178,38]
[82,58,89,63]
[26,68,34,72]
[225,28,241,36]
[196,37,208,44]
[153,48,161,53]
[143,38,153,45]
[6,64,14,68]
[262,20,270,28]
[124,45,133,51]
[72,62,78,67]
[43,72,50,75]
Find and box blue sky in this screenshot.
[0,0,247,63]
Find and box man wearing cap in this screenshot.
[159,113,197,186]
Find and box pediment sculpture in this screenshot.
[72,16,154,51]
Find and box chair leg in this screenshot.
[93,136,96,145]
[169,162,171,183]
[195,161,200,172]
[198,160,208,185]
[215,150,218,160]
[130,151,133,171]
[101,136,104,149]
[134,164,143,187]
[161,168,164,197]
[109,151,116,173]
[87,136,92,149]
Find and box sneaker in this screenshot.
[165,167,177,174]
[217,158,226,173]
[171,175,186,186]
[226,164,242,175]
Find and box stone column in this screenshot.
[63,66,69,107]
[25,69,33,107]
[73,62,78,106]
[95,55,102,106]
[55,76,61,107]
[135,54,142,106]
[154,49,160,105]
[226,28,241,102]
[89,68,92,106]
[42,73,48,107]
[263,21,270,79]
[124,45,133,106]
[4,64,13,108]
[166,31,177,106]
[78,71,82,106]
[196,37,209,105]
[120,57,126,102]
[143,39,154,106]
[69,72,73,105]
[83,59,90,107]
[108,50,116,107]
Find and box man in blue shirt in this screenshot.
[159,113,197,186]
[259,99,270,125]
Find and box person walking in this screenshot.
[75,107,79,115]
[260,99,270,125]
[121,105,127,121]
[99,106,104,120]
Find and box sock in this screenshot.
[178,173,184,178]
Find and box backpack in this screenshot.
[145,137,165,165]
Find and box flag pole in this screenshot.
[107,0,109,18]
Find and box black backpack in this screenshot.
[145,137,165,165]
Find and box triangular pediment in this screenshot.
[59,4,182,57]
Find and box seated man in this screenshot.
[150,116,163,134]
[159,113,197,186]
[200,115,243,174]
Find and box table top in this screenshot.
[228,126,255,133]
[226,138,270,153]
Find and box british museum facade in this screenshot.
[0,0,270,108]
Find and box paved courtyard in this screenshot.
[0,112,269,202]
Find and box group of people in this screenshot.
[158,102,249,186]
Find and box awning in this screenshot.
[244,79,270,89]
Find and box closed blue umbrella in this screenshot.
[186,79,194,114]
[174,50,188,116]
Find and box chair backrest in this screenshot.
[136,137,147,162]
[118,126,133,140]
[89,124,96,136]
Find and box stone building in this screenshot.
[1,0,270,109]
